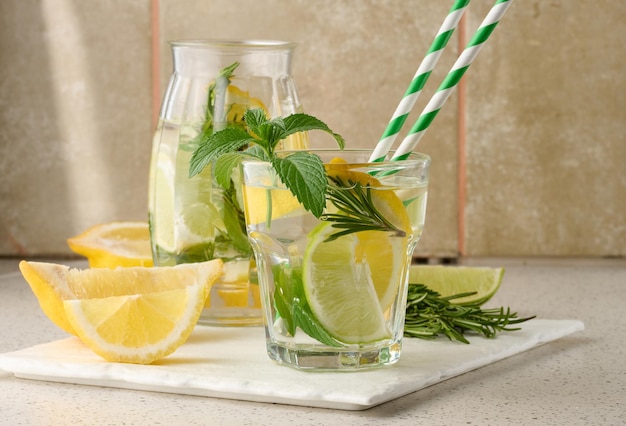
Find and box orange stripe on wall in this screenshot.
[151,0,161,128]
[457,13,467,257]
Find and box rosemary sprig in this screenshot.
[321,175,406,242]
[404,283,535,344]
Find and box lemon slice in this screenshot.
[226,84,308,149]
[152,150,176,254]
[280,131,310,150]
[357,231,408,311]
[409,265,504,306]
[225,85,267,122]
[302,222,390,344]
[19,259,223,364]
[67,222,153,268]
[242,184,303,225]
[214,259,251,308]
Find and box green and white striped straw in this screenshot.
[390,0,515,162]
[369,0,470,163]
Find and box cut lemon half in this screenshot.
[302,222,390,344]
[19,259,223,364]
[67,222,153,268]
[408,265,504,306]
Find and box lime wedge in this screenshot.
[325,164,413,311]
[302,222,391,344]
[408,265,504,305]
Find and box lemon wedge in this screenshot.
[19,259,223,364]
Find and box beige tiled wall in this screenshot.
[1,0,624,258]
[464,0,626,256]
[0,0,153,255]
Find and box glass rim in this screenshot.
[169,39,296,51]
[269,148,431,165]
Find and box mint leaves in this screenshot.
[272,152,327,217]
[189,108,345,217]
[272,264,341,347]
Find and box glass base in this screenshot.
[266,340,402,371]
[197,307,263,326]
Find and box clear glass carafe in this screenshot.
[148,40,306,326]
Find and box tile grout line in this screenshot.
[150,0,161,128]
[457,13,467,257]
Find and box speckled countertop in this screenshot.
[1,257,624,425]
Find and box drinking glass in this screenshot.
[241,149,430,370]
[148,40,305,326]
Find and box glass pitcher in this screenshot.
[148,40,306,326]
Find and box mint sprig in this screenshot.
[272,264,340,347]
[189,108,345,217]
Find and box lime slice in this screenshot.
[302,222,391,344]
[408,265,504,305]
[181,202,225,239]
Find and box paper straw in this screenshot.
[369,0,471,163]
[390,0,515,162]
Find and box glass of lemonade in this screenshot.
[241,149,430,370]
[148,40,306,326]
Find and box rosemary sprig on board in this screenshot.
[404,284,535,344]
